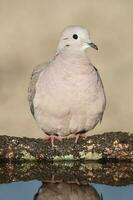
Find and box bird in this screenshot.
[28,25,106,146]
[34,182,103,200]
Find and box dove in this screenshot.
[28,25,106,146]
[34,182,103,200]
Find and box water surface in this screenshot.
[0,161,132,200]
[0,180,132,200]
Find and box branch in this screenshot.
[0,161,132,185]
[0,132,132,161]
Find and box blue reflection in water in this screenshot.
[0,180,42,200]
[0,180,132,200]
[91,183,133,200]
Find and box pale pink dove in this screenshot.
[34,182,103,200]
[28,25,106,146]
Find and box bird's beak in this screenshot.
[88,42,98,50]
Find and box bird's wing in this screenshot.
[28,63,48,116]
[91,63,106,124]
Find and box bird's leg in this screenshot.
[66,134,80,143]
[49,133,81,146]
[67,179,80,185]
[80,133,88,140]
[49,135,63,147]
[50,135,55,147]
[46,175,63,183]
[74,134,80,143]
[75,130,88,142]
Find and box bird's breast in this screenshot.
[34,55,105,117]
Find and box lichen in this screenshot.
[21,150,35,161]
[53,154,74,161]
[79,150,102,160]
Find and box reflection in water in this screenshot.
[34,182,103,200]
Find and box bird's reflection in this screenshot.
[34,182,103,200]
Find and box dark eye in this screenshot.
[73,34,78,39]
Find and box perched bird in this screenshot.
[28,25,106,146]
[34,182,103,200]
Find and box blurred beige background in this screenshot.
[0,0,133,138]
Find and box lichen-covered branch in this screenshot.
[0,161,132,185]
[0,132,132,161]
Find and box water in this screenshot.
[0,162,132,200]
[0,180,132,200]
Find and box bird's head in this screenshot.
[57,25,98,52]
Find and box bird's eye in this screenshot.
[73,34,78,39]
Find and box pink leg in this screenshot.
[50,136,55,147]
[47,133,82,146]
[66,134,80,143]
[75,134,80,143]
[49,135,63,147]
[80,133,88,140]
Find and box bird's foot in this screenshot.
[47,132,87,147]
[80,134,88,140]
[66,134,80,143]
[49,135,63,147]
[67,179,80,185]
